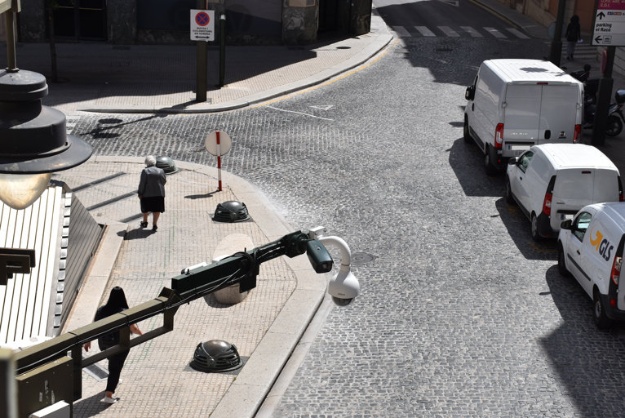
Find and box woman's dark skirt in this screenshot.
[140,196,165,213]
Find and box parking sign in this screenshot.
[190,9,215,41]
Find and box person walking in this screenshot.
[83,287,143,404]
[137,155,167,231]
[565,15,581,61]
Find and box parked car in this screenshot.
[464,59,584,175]
[505,143,623,241]
[558,202,625,328]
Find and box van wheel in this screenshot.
[605,115,623,137]
[531,214,542,242]
[557,243,570,277]
[484,148,497,176]
[505,177,515,205]
[463,118,472,143]
[593,290,612,329]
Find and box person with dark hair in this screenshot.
[83,287,143,404]
[138,155,167,231]
[565,15,581,61]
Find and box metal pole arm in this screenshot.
[171,230,311,298]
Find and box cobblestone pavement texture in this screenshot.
[8,0,625,417]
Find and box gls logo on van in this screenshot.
[590,230,614,261]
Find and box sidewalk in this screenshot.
[56,157,328,417]
[1,14,392,115]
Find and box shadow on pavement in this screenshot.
[541,265,625,417]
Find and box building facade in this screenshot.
[17,0,372,45]
[502,0,625,77]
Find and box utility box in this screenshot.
[17,357,73,418]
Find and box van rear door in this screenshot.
[502,84,541,155]
[504,84,579,154]
[550,169,620,231]
[538,84,579,143]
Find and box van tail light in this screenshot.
[494,123,504,150]
[543,176,556,217]
[574,124,581,143]
[611,256,622,286]
[543,192,552,216]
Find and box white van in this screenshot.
[558,202,625,328]
[505,144,623,241]
[464,59,584,175]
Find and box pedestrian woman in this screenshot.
[565,15,581,61]
[137,155,166,231]
[83,287,142,404]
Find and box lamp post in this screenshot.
[0,3,92,210]
[549,0,566,67]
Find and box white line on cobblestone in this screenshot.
[267,106,334,121]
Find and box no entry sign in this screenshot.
[190,9,215,41]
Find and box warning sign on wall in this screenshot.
[190,9,215,41]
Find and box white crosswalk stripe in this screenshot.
[484,27,506,39]
[415,26,436,37]
[390,24,531,40]
[506,28,529,39]
[460,26,483,38]
[391,26,411,37]
[438,26,460,37]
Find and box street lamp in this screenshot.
[0,4,92,210]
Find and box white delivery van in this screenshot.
[505,144,623,241]
[558,202,625,328]
[464,59,584,175]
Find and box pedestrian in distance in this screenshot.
[137,155,166,231]
[83,286,143,404]
[565,15,581,61]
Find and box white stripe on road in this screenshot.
[507,28,530,39]
[438,26,460,37]
[415,26,436,37]
[484,27,506,39]
[460,26,483,38]
[391,26,411,37]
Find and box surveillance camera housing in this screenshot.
[328,268,359,305]
[306,239,333,273]
[331,296,354,306]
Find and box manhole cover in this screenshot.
[351,252,375,266]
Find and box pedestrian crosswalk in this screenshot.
[391,25,530,40]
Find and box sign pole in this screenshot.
[590,1,625,145]
[204,130,232,192]
[191,2,214,102]
[216,131,222,191]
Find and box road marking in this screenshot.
[438,26,460,37]
[507,28,529,39]
[460,26,483,38]
[484,27,506,39]
[391,26,411,37]
[267,106,334,121]
[415,26,436,37]
[310,105,334,110]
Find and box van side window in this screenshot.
[518,151,533,173]
[572,212,592,241]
